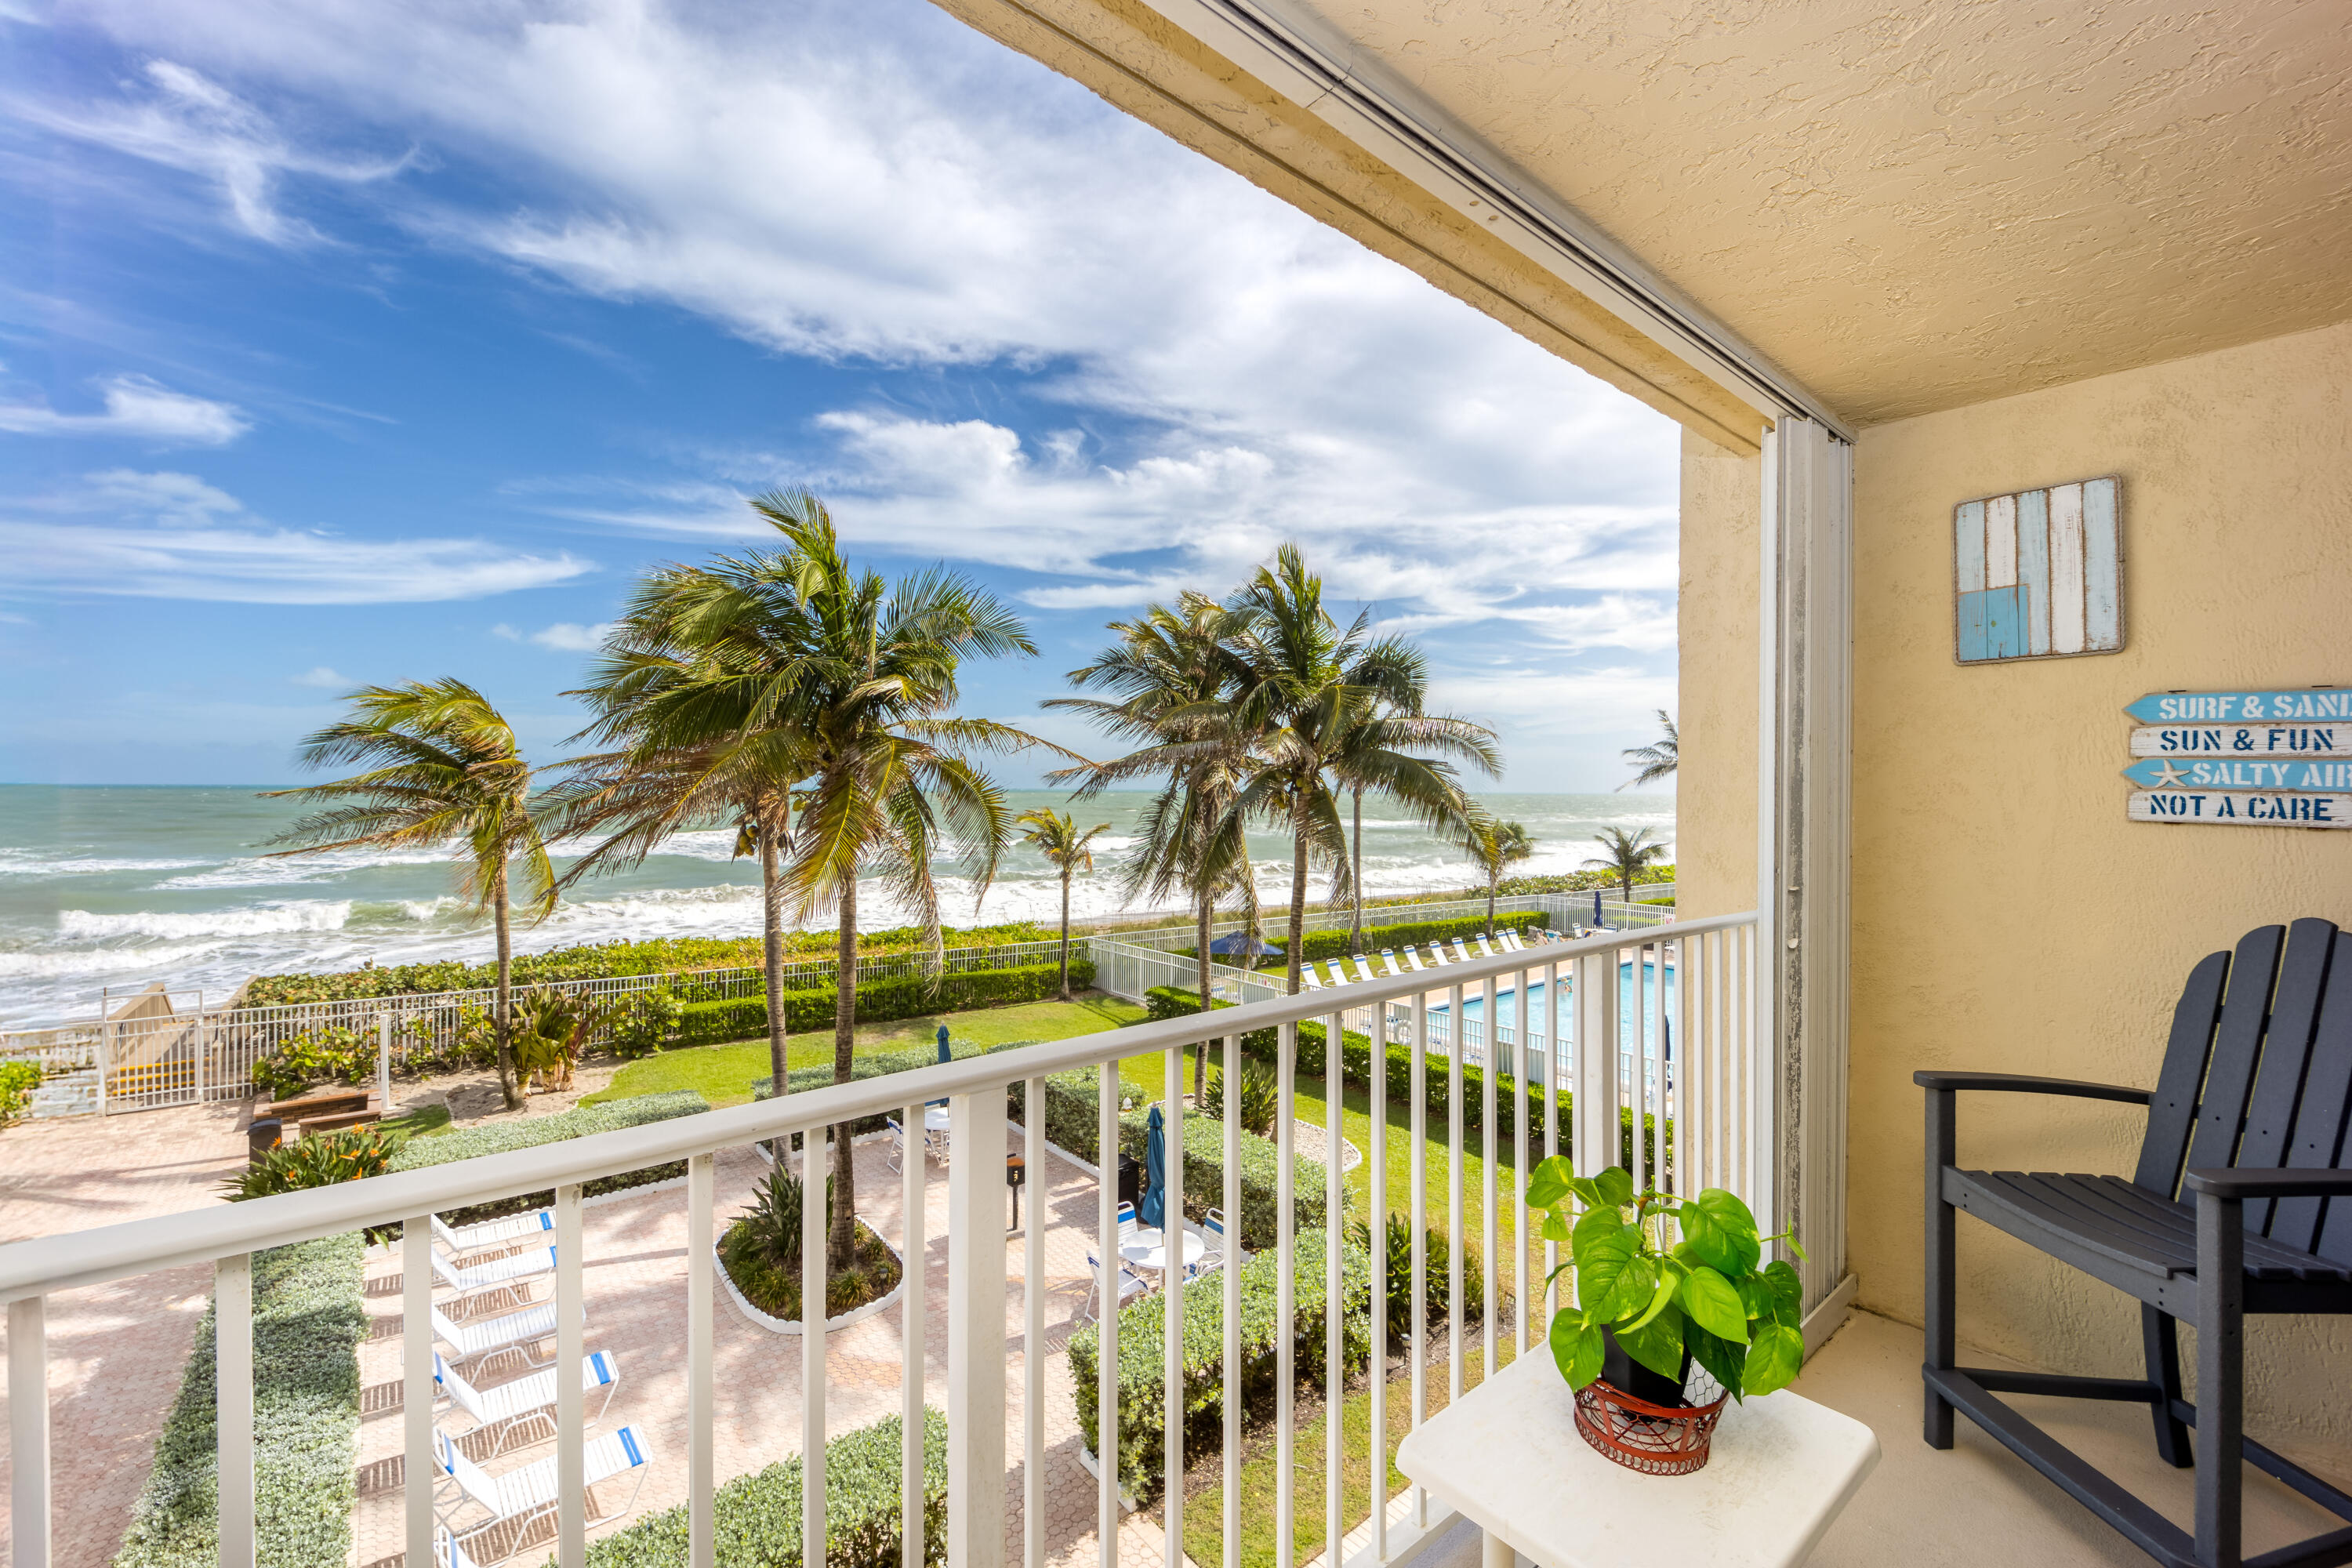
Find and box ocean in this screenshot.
[0,785,1672,1028]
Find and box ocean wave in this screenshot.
[0,938,233,979]
[56,902,354,942]
[0,850,212,877]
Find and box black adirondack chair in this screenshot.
[1919,918,2352,1568]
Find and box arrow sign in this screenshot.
[2130,790,2352,828]
[2125,689,2352,723]
[2130,724,2352,759]
[2124,758,2352,790]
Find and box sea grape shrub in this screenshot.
[0,1060,42,1125]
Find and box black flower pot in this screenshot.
[1600,1326,1693,1408]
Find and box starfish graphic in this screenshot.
[2147,760,2189,788]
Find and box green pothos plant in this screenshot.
[1528,1159,1808,1402]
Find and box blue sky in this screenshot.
[0,0,1680,790]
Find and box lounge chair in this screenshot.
[1189,1210,1228,1279]
[430,1300,575,1377]
[433,1210,554,1261]
[433,1424,652,1563]
[1377,949,1402,976]
[1348,956,1377,983]
[1450,938,1476,963]
[1300,966,1323,989]
[434,1245,556,1315]
[1425,942,1450,967]
[1497,930,1524,953]
[1472,935,1497,958]
[435,1350,619,1457]
[1401,946,1426,971]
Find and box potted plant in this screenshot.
[1526,1160,1808,1474]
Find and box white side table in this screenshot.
[1394,1348,1878,1568]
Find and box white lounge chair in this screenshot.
[1401,946,1427,971]
[434,1424,652,1562]
[1472,935,1497,958]
[1342,956,1372,983]
[430,1300,575,1376]
[1377,949,1403,976]
[435,1350,619,1457]
[1300,966,1323,989]
[1450,938,1476,963]
[1425,942,1450,967]
[432,1210,554,1261]
[434,1245,555,1314]
[1497,930,1524,953]
[1324,960,1351,987]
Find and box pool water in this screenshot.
[1428,957,1674,1057]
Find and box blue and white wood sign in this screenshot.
[1955,477,2121,662]
[2123,688,2352,828]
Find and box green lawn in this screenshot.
[580,993,1147,1108]
[381,1103,451,1140]
[1179,1338,1528,1568]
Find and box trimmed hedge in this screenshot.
[1007,1071,1328,1254]
[675,960,1095,1048]
[389,1090,711,1228]
[113,1236,368,1568]
[1145,987,1663,1171]
[584,1407,948,1568]
[1070,1229,1370,1500]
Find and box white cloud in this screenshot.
[488,622,521,641]
[16,0,1677,637]
[13,60,410,244]
[0,376,250,445]
[528,621,611,652]
[0,472,597,603]
[290,665,348,688]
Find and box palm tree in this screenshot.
[1224,546,1497,993]
[554,550,824,1110]
[1584,825,1669,906]
[1015,808,1112,1000]
[1620,711,1678,789]
[1468,818,1535,935]
[261,681,556,1109]
[1048,592,1255,1098]
[1341,638,1438,956]
[760,490,1054,1272]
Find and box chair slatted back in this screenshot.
[2132,920,2352,1254]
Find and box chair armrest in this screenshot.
[1913,1070,2151,1105]
[2183,1167,2352,1200]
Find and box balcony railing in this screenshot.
[0,913,1758,1568]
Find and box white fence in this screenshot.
[0,912,1762,1568]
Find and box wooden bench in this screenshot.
[298,1108,383,1135]
[265,1087,370,1123]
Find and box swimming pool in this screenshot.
[1419,956,1675,1066]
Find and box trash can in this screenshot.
[1117,1152,1142,1211]
[247,1118,283,1164]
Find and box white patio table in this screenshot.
[1394,1345,1877,1568]
[1119,1227,1204,1283]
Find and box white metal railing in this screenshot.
[0,913,1759,1568]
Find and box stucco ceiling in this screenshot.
[1283,0,2352,426]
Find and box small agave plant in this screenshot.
[1527,1159,1809,1402]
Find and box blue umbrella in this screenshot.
[1140,1105,1167,1229]
[1592,889,1605,928]
[928,1025,951,1109]
[1208,931,1282,959]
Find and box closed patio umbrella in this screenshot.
[1592,889,1604,928]
[1140,1104,1167,1229]
[929,1025,951,1109]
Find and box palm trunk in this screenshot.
[760,816,788,1098]
[1621,872,1633,906]
[1057,871,1073,1001]
[1486,869,1497,938]
[493,862,520,1109]
[829,874,858,1274]
[1286,826,1309,995]
[1348,789,1364,957]
[1193,895,1211,1100]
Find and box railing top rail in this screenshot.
[0,910,1753,1303]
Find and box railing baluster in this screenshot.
[1541,957,1559,1322]
[1024,1078,1044,1568]
[401,1216,434,1568]
[557,1182,586,1568]
[216,1254,253,1568]
[1098,1062,1119,1568]
[1446,978,1463,1408]
[10,1295,50,1568]
[1276,1021,1295,1568]
[1479,973,1497,1378]
[946,1089,1007,1568]
[1164,1044,1185,1568]
[905,1104,928,1568]
[1323,1007,1342,1566]
[1513,963,1531,1352]
[803,1134,829,1568]
[688,1155,716,1568]
[1222,1033,1242,1568]
[1409,989,1427,1529]
[1369,1000,1388,1563]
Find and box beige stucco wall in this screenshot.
[1675,428,1761,920]
[1845,320,2352,1459]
